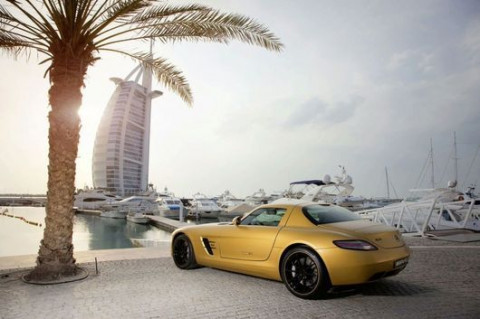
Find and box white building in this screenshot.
[92,65,162,196]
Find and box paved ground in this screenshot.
[1,237,480,319]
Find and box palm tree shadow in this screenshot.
[327,279,433,299]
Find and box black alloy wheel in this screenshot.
[281,247,330,299]
[172,234,198,269]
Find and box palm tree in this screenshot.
[0,0,282,281]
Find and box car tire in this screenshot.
[280,247,330,299]
[172,234,198,269]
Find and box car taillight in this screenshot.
[333,240,378,251]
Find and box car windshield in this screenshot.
[303,204,361,225]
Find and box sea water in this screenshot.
[0,206,172,257]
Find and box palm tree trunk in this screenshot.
[26,55,87,281]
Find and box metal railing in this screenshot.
[356,198,479,236]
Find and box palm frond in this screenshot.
[88,0,150,36]
[0,31,49,57]
[95,5,283,52]
[165,9,283,52]
[2,0,282,104]
[145,55,193,105]
[129,4,211,25]
[8,0,58,41]
[76,0,97,33]
[42,0,68,40]
[94,4,216,46]
[94,3,211,41]
[0,31,28,48]
[0,3,14,22]
[96,31,228,49]
[0,3,50,53]
[0,25,49,48]
[102,48,193,105]
[81,0,113,32]
[103,0,151,22]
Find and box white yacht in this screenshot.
[268,190,287,203]
[153,187,186,219]
[156,186,175,198]
[283,167,365,210]
[156,197,186,219]
[216,190,252,219]
[100,195,158,218]
[188,193,222,219]
[216,190,245,210]
[74,189,122,210]
[244,189,270,206]
[126,212,150,224]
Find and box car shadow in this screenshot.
[327,279,433,299]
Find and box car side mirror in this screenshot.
[232,216,241,226]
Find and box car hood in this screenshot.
[322,220,406,249]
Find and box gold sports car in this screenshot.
[171,199,410,299]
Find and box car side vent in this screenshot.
[201,237,214,255]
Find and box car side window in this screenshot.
[240,208,286,227]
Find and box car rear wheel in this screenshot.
[172,234,198,269]
[281,247,330,299]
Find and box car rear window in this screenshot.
[303,204,361,225]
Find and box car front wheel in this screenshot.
[280,247,330,299]
[172,234,198,269]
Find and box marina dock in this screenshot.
[75,209,189,232]
[147,215,189,232]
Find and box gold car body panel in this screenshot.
[179,224,285,281]
[324,220,407,249]
[172,201,410,286]
[318,245,410,285]
[209,205,292,261]
[186,224,280,261]
[217,225,281,260]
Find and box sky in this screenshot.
[1,0,479,199]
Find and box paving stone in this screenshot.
[1,240,479,319]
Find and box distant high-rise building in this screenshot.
[92,65,162,196]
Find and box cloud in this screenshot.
[282,98,326,127]
[387,50,435,77]
[463,19,480,64]
[283,95,364,128]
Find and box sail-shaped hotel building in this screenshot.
[92,65,162,196]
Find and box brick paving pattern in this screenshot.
[1,238,479,319]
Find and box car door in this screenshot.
[218,207,287,261]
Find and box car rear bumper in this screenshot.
[318,245,410,286]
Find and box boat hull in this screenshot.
[189,210,221,219]
[126,214,150,224]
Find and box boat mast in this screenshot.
[430,138,435,188]
[385,166,390,199]
[453,131,458,188]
